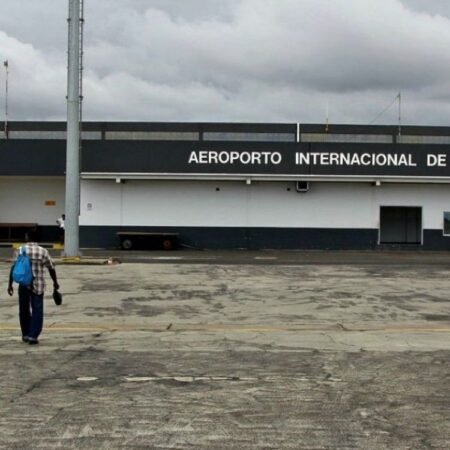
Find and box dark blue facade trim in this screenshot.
[0,140,66,176]
[423,230,450,250]
[79,226,450,250]
[4,225,442,250]
[79,226,379,250]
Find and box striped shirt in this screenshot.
[16,243,55,295]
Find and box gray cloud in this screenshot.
[1,0,450,125]
[402,0,450,17]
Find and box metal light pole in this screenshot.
[65,0,82,256]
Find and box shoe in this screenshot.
[22,336,29,343]
[28,339,39,345]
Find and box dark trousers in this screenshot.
[18,285,44,340]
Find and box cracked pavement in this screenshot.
[0,255,449,449]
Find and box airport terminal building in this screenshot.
[1,121,450,250]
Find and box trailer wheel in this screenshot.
[162,238,173,250]
[121,238,133,250]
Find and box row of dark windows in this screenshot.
[3,129,450,144]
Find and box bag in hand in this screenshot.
[53,289,63,306]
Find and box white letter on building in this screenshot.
[188,152,199,164]
[271,152,282,164]
[425,154,446,166]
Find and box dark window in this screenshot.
[444,212,450,236]
[203,132,295,142]
[379,206,422,244]
[399,135,450,145]
[105,131,199,141]
[301,133,392,143]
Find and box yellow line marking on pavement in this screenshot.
[60,256,81,263]
[381,327,450,332]
[0,324,449,333]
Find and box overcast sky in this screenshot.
[1,0,450,125]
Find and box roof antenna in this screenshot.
[369,92,401,126]
[325,101,329,133]
[3,60,8,138]
[397,92,401,137]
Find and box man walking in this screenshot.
[56,213,65,244]
[7,234,60,345]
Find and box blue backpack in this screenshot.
[12,246,33,286]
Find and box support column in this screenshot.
[64,0,81,256]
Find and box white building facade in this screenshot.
[1,122,450,250]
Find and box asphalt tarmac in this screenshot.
[0,250,449,449]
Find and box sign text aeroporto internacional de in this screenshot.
[185,144,450,177]
[188,150,447,168]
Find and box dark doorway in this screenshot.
[379,207,422,244]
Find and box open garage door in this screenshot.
[379,206,422,245]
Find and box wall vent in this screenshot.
[295,181,310,193]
